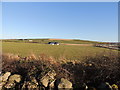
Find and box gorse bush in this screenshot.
[84,54,119,85]
[1,52,120,89]
[61,52,120,88]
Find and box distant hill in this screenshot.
[49,39,73,41]
[2,38,100,44]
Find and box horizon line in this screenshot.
[0,38,118,42]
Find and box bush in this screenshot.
[1,52,120,89]
[61,52,120,88]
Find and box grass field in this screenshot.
[2,42,117,60]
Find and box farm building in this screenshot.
[29,40,33,42]
[48,42,60,45]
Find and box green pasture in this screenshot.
[2,42,117,60]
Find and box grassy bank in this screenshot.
[2,42,117,60]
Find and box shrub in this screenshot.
[1,52,120,89]
[61,52,120,88]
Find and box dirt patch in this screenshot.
[63,44,94,46]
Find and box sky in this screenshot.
[2,2,118,42]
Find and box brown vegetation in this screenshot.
[1,52,120,89]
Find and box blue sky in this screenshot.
[2,2,118,42]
